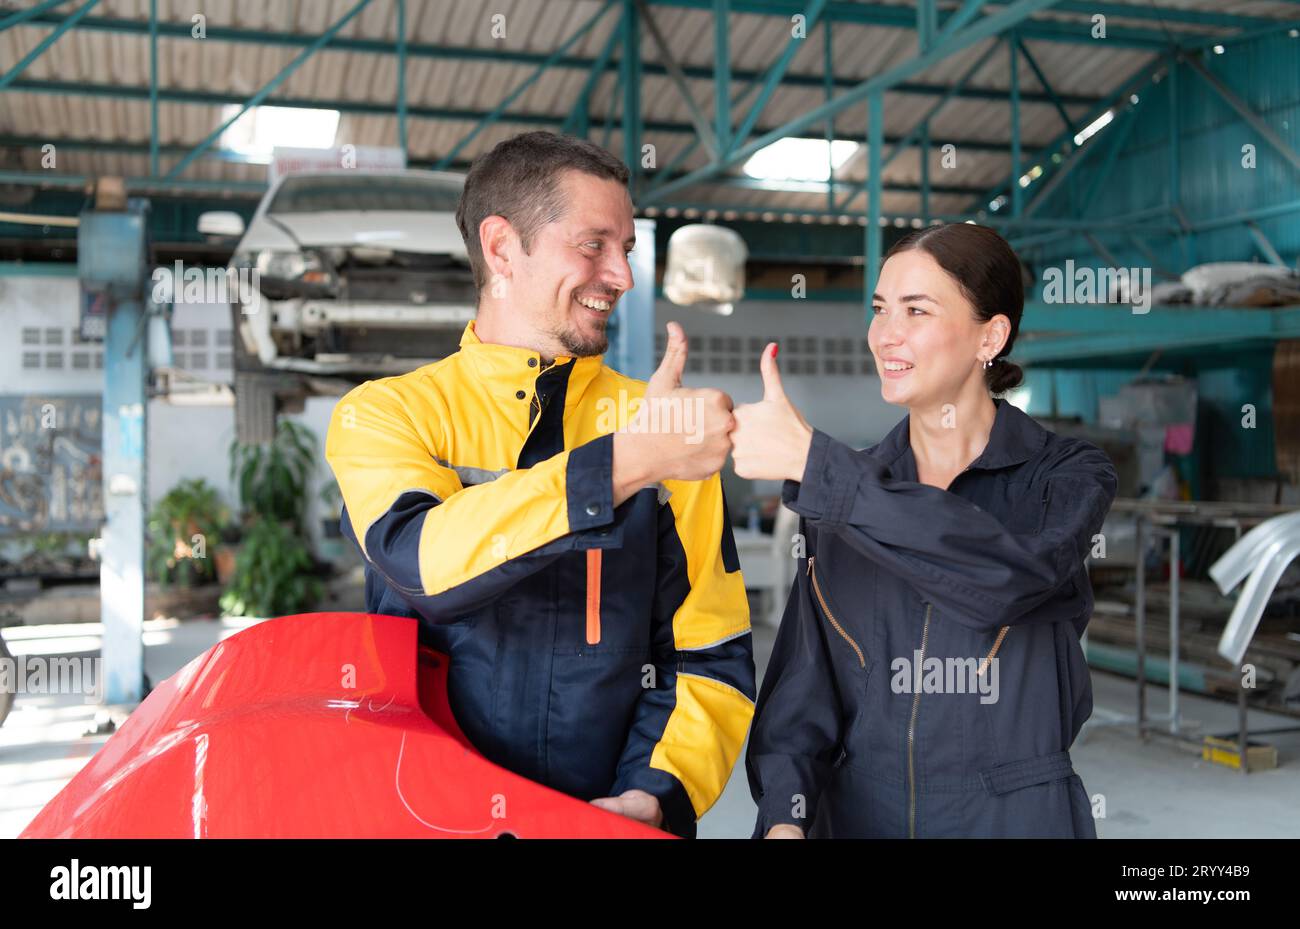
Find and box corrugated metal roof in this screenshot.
[1,0,1296,219]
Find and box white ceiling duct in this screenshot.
[662,224,747,315]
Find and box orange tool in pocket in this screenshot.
[585,549,602,645]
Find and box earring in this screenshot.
[981,357,992,370]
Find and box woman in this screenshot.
[730,223,1118,838]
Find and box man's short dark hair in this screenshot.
[455,131,631,292]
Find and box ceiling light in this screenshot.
[742,138,860,182]
[219,105,339,164]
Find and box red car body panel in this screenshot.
[21,612,669,839]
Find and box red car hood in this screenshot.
[21,613,668,839]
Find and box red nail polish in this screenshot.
[772,344,779,360]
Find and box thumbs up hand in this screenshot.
[611,323,736,504]
[645,319,688,395]
[731,343,815,482]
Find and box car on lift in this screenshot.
[198,170,477,443]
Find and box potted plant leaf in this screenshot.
[221,420,323,617]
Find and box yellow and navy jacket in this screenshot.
[325,320,756,836]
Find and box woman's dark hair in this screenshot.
[882,223,1025,394]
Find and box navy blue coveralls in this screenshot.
[747,397,1118,838]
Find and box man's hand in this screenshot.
[612,322,735,503]
[731,343,814,482]
[590,789,664,829]
[765,823,806,839]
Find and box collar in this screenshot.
[875,397,1048,476]
[456,319,606,403]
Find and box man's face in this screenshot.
[510,170,636,357]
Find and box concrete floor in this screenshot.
[3,618,1299,839]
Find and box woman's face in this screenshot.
[868,248,1001,408]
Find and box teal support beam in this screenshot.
[865,92,883,323]
[1182,50,1300,174]
[149,0,159,176]
[1016,37,1074,134]
[1017,302,1300,336]
[730,0,830,154]
[621,0,643,194]
[936,0,987,44]
[647,74,767,193]
[6,72,1104,111]
[714,0,731,153]
[0,134,478,171]
[835,38,998,211]
[0,0,101,90]
[644,0,1070,205]
[1009,306,1300,365]
[1016,66,1163,220]
[166,0,374,179]
[707,175,982,195]
[0,0,76,32]
[9,77,1028,156]
[0,170,268,196]
[1077,100,1141,218]
[1168,54,1181,212]
[1082,231,1122,267]
[1126,233,1178,280]
[602,55,621,151]
[562,22,621,137]
[636,0,719,157]
[823,18,834,212]
[19,4,1242,51]
[1246,221,1286,266]
[964,52,1166,216]
[1193,197,1300,233]
[1009,33,1022,216]
[396,0,407,155]
[437,0,617,170]
[1006,204,1175,248]
[1013,320,1300,364]
[920,121,930,222]
[917,0,936,53]
[1180,16,1300,52]
[80,202,150,706]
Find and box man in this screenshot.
[325,131,755,837]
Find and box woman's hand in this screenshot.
[731,343,814,482]
[765,823,806,838]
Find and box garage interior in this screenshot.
[2,0,1300,839]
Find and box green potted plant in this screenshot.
[146,479,229,588]
[220,420,322,617]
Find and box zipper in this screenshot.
[978,626,1010,676]
[806,556,865,669]
[907,602,932,839]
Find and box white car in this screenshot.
[198,169,475,442]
